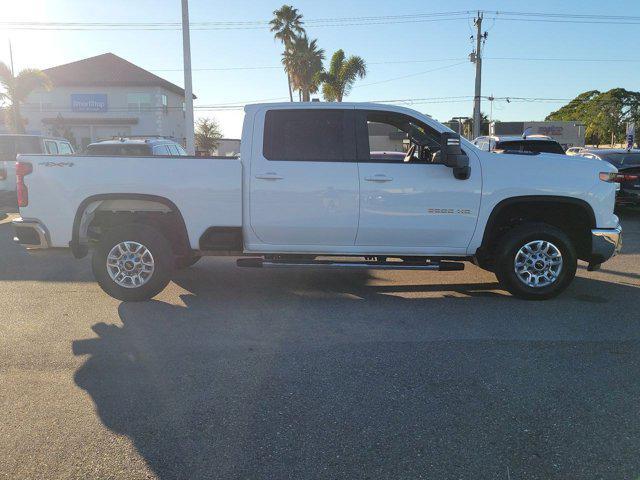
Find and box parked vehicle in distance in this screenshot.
[84,137,188,156]
[473,135,566,155]
[0,134,74,208]
[579,148,640,206]
[565,146,584,156]
[13,102,622,301]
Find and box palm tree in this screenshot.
[316,50,367,102]
[282,35,324,102]
[269,5,304,102]
[0,62,52,133]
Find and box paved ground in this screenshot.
[1,210,639,480]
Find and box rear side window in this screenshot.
[57,141,73,155]
[45,140,58,155]
[263,109,353,161]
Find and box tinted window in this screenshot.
[523,141,565,155]
[599,153,640,167]
[85,144,151,156]
[263,109,351,161]
[495,141,522,151]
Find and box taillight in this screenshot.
[600,172,639,183]
[16,162,33,208]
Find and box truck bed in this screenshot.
[17,154,243,249]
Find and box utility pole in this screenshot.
[471,11,486,139]
[181,0,196,155]
[9,40,20,133]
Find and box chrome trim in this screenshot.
[11,218,50,249]
[591,225,622,263]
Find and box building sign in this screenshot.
[537,126,564,136]
[71,94,108,113]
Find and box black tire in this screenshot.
[175,254,201,269]
[92,224,174,302]
[494,223,577,300]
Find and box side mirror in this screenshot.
[440,132,471,180]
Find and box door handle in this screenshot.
[255,172,283,180]
[364,174,393,182]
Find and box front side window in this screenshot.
[357,110,441,163]
[263,109,352,161]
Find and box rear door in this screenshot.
[249,107,359,246]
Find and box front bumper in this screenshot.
[589,225,622,267]
[11,217,50,249]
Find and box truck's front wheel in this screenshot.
[494,223,577,300]
[92,224,174,301]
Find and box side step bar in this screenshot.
[237,257,465,271]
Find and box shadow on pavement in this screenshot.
[73,269,640,479]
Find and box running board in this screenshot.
[237,258,465,271]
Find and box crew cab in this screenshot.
[12,103,622,301]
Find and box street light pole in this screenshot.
[181,0,196,155]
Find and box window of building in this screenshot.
[162,94,168,114]
[263,109,352,161]
[127,93,152,113]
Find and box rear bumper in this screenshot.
[11,217,50,249]
[589,225,622,266]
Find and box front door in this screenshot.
[355,110,481,252]
[249,107,359,246]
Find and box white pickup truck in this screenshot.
[12,102,622,301]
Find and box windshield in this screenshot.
[496,140,565,155]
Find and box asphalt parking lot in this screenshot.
[1,210,639,480]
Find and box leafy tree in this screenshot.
[270,5,305,102]
[0,62,52,133]
[316,49,367,102]
[282,34,324,102]
[546,89,640,145]
[195,117,223,154]
[48,114,77,148]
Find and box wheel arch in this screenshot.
[478,195,596,265]
[70,193,190,259]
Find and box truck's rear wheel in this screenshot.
[92,224,174,301]
[494,223,577,300]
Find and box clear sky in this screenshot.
[1,0,639,137]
